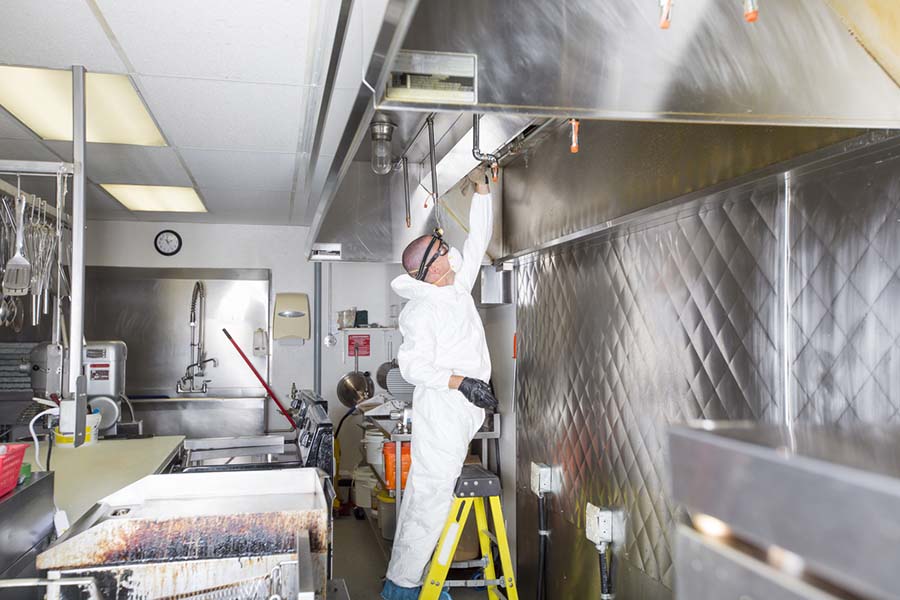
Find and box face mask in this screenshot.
[447,247,463,272]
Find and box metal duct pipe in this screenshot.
[69,66,86,446]
[313,262,322,396]
[472,114,498,167]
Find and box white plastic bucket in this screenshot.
[364,430,386,466]
[352,465,379,509]
[54,412,102,447]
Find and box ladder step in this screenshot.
[454,465,501,498]
[444,579,505,589]
[450,558,488,569]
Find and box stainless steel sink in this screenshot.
[129,396,267,439]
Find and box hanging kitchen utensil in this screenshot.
[336,343,375,408]
[11,297,23,333]
[0,296,10,326]
[376,336,398,390]
[324,263,337,347]
[2,181,32,296]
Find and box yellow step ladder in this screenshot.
[419,465,519,600]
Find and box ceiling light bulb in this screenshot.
[370,120,395,176]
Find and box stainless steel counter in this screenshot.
[0,471,55,600]
[669,423,900,599]
[24,435,184,522]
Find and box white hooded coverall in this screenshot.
[386,192,493,588]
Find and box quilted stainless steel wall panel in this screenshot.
[790,147,900,424]
[515,181,782,598]
[512,133,900,600]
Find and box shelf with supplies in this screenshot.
[357,413,501,510]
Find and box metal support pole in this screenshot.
[313,261,322,397]
[426,115,438,209]
[68,66,87,447]
[402,156,411,228]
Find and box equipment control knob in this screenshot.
[300,431,313,447]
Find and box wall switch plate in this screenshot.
[531,462,555,495]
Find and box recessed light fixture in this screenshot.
[0,66,166,146]
[101,184,206,213]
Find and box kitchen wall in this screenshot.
[505,131,900,599]
[85,219,402,450]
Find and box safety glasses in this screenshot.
[413,229,448,281]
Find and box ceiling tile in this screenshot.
[199,188,291,223]
[46,142,192,186]
[0,0,126,72]
[138,76,303,152]
[0,110,34,140]
[180,149,297,192]
[0,138,61,162]
[95,0,320,85]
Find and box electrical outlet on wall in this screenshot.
[586,502,626,547]
[530,462,556,495]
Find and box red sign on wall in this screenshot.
[348,334,371,357]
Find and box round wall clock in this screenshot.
[154,229,182,256]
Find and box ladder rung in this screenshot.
[450,558,488,569]
[444,579,505,588]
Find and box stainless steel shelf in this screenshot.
[669,423,900,600]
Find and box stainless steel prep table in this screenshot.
[23,435,184,522]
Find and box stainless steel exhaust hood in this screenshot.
[384,0,900,127]
[306,0,900,263]
[312,112,532,262]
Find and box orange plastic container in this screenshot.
[383,441,411,490]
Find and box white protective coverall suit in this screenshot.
[385,192,493,588]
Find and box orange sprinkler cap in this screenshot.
[744,9,758,22]
[569,118,580,153]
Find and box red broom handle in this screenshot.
[222,328,297,430]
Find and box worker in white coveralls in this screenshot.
[381,168,499,600]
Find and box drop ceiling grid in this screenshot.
[0,1,346,224]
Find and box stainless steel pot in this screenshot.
[336,344,375,408]
[376,358,398,390]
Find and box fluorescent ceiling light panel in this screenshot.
[101,184,206,212]
[0,66,166,146]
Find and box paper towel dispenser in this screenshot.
[273,293,310,340]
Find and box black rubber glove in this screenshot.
[457,377,498,410]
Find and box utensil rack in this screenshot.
[0,170,72,227]
[0,66,88,448]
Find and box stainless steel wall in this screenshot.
[510,134,900,598]
[84,267,270,398]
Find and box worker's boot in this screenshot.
[380,579,452,600]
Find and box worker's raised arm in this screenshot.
[396,302,452,391]
[455,172,493,292]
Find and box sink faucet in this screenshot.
[176,281,217,393]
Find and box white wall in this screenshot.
[85,219,402,452]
